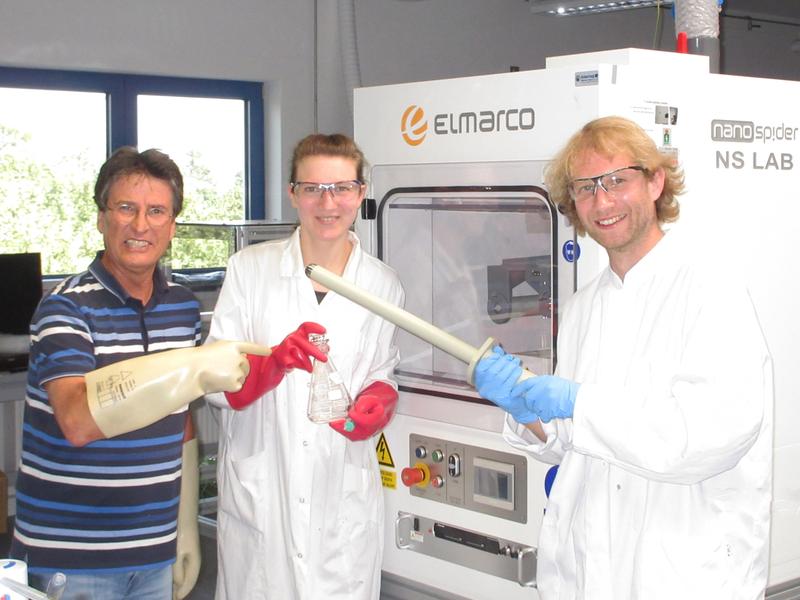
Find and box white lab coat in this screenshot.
[505,231,773,600]
[205,229,403,600]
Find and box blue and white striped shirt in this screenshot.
[12,252,201,574]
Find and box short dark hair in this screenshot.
[94,147,184,216]
[289,133,367,183]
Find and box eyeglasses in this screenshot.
[568,165,647,202]
[290,180,364,201]
[105,202,174,227]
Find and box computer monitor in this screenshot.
[0,252,42,335]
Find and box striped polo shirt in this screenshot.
[11,252,201,574]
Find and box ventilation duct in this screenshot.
[674,0,721,72]
[338,0,362,117]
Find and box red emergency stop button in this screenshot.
[401,462,431,488]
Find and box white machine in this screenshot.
[353,48,800,599]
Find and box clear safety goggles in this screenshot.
[568,165,647,202]
[290,180,364,202]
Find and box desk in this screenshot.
[0,370,26,516]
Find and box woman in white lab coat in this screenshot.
[205,134,404,599]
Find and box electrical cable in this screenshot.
[314,0,319,133]
[653,0,663,49]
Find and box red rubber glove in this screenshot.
[225,322,327,410]
[330,381,398,441]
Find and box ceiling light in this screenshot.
[530,0,673,16]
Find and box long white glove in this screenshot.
[86,340,270,438]
[172,437,201,600]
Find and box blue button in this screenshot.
[562,240,581,263]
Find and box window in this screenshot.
[0,67,265,276]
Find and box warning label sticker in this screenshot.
[375,432,395,468]
[380,469,396,489]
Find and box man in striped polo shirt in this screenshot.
[10,148,324,599]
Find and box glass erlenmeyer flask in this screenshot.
[307,334,353,423]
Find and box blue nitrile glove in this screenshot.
[510,375,579,423]
[473,346,539,424]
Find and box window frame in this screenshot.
[0,66,266,219]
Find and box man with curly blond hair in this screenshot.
[474,116,773,599]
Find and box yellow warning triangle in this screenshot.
[375,432,395,468]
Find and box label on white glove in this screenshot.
[92,371,137,408]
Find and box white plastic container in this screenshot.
[0,559,28,600]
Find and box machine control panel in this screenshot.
[403,434,528,523]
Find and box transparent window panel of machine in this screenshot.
[381,189,556,399]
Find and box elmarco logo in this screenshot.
[400,103,535,147]
[401,105,428,146]
[711,119,799,143]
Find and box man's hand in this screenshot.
[511,375,579,423]
[85,340,272,439]
[225,322,327,409]
[194,340,273,392]
[330,381,398,441]
[473,346,540,424]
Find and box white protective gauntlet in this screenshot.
[173,437,201,600]
[86,340,270,438]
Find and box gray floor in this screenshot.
[186,533,216,600]
[1,516,218,599]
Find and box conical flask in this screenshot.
[307,334,353,423]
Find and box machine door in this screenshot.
[377,186,557,403]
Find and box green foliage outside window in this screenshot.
[170,150,245,271]
[1,124,100,275]
[1,124,245,276]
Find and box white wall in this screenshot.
[0,0,314,219]
[1,0,796,220]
